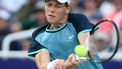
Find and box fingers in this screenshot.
[55,64,65,69]
[65,54,88,69]
[68,54,80,64]
[65,54,80,69]
[65,54,74,67]
[53,59,66,69]
[52,54,87,69]
[67,54,75,62]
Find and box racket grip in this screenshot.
[73,55,88,61]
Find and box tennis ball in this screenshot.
[74,45,87,57]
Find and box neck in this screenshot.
[50,23,66,30]
[50,15,68,30]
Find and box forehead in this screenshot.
[45,0,64,5]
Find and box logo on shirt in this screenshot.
[68,35,74,39]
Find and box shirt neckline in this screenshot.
[46,22,68,33]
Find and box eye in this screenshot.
[56,4,63,8]
[46,3,52,7]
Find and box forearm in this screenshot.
[78,32,96,56]
[38,63,49,69]
[35,50,50,69]
[78,32,90,45]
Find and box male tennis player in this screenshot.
[28,0,103,69]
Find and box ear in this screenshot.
[65,6,70,15]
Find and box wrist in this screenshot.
[47,59,60,69]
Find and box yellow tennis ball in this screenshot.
[74,45,87,57]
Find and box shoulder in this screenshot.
[68,13,88,21]
[32,24,49,38]
[68,13,86,18]
[68,13,92,24]
[68,13,94,33]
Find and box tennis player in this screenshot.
[28,0,103,69]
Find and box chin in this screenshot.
[47,19,58,24]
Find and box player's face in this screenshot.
[0,19,9,31]
[45,0,70,24]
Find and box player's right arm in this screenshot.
[35,50,66,69]
[35,50,50,69]
[28,27,66,69]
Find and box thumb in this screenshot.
[67,54,75,62]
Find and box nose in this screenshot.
[49,7,55,13]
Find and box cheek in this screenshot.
[45,10,48,18]
[56,10,66,20]
[45,7,49,17]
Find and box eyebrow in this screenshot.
[47,1,66,8]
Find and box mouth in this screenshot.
[48,14,55,18]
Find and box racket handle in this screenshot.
[73,55,89,61]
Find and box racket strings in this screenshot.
[88,20,119,63]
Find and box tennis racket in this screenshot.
[75,19,120,63]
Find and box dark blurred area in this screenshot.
[0,0,122,69]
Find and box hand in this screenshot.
[64,54,80,69]
[53,59,66,69]
[65,54,88,69]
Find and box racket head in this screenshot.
[88,19,120,63]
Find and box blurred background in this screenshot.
[0,0,122,69]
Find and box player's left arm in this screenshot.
[78,31,90,45]
[64,32,91,69]
[65,14,93,68]
[78,30,97,58]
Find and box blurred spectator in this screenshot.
[10,21,31,51]
[11,1,48,50]
[11,22,22,32]
[102,0,122,50]
[0,0,27,13]
[104,0,122,29]
[70,0,82,14]
[9,22,23,50]
[0,10,23,51]
[21,1,48,30]
[82,0,103,23]
[0,10,11,50]
[21,39,31,51]
[100,0,115,16]
[16,0,37,21]
[9,21,31,51]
